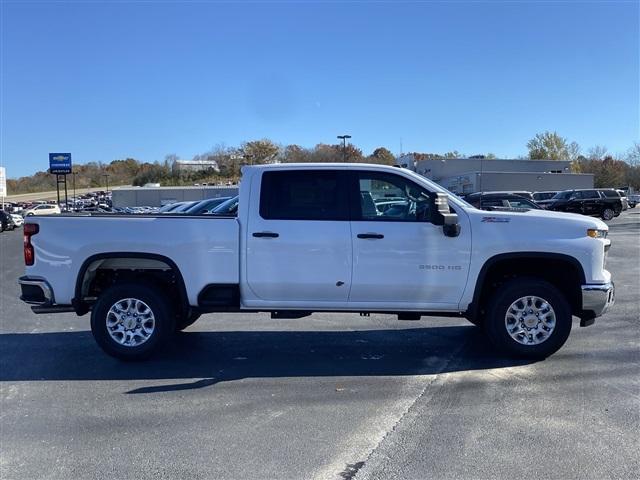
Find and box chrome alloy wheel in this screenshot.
[505,296,556,345]
[106,298,156,347]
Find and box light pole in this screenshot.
[103,174,110,196]
[337,135,351,162]
[72,171,78,209]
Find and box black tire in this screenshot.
[175,312,201,331]
[90,283,175,361]
[601,208,615,221]
[484,278,572,359]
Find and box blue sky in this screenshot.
[1,0,638,178]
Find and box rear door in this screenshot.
[245,169,352,304]
[580,190,602,215]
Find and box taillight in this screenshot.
[24,223,39,266]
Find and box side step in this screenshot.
[271,311,312,319]
[31,305,76,314]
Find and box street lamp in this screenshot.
[103,174,110,195]
[337,135,352,162]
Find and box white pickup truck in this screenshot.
[19,163,615,360]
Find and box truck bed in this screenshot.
[25,214,240,306]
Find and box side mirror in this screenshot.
[428,192,460,237]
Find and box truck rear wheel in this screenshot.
[90,283,175,360]
[484,278,572,358]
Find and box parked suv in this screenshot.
[545,189,622,220]
[599,189,628,211]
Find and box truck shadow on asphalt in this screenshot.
[0,326,536,393]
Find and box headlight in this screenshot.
[587,229,608,238]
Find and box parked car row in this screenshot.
[460,188,633,221]
[7,186,635,223]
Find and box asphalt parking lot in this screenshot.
[1,211,638,480]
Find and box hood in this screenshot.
[467,206,608,232]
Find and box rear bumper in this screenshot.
[581,282,615,322]
[19,276,54,305]
[19,276,76,314]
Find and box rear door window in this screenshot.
[581,190,600,199]
[600,190,619,198]
[260,170,349,221]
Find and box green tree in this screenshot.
[527,131,572,160]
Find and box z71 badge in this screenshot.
[481,216,510,223]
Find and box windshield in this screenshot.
[159,203,180,212]
[172,201,199,212]
[184,197,231,214]
[211,196,239,214]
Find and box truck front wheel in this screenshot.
[484,278,572,358]
[90,283,175,360]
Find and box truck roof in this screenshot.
[243,162,402,171]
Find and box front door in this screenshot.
[348,171,471,310]
[245,169,352,304]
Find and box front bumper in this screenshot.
[581,282,615,321]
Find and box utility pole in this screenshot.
[103,174,110,196]
[337,135,351,162]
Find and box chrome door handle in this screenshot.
[252,232,279,238]
[357,233,384,239]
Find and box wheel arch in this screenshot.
[73,252,190,316]
[467,252,586,324]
